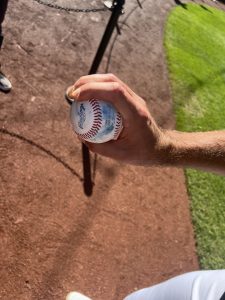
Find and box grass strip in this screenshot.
[164,2,225,269]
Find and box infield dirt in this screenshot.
[1,0,223,299]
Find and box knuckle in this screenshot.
[79,75,87,82]
[142,114,150,122]
[112,82,125,96]
[75,76,87,87]
[138,109,151,123]
[79,83,92,97]
[107,73,117,82]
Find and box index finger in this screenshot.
[73,73,136,98]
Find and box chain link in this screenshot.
[33,0,109,12]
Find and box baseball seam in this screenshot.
[113,113,123,140]
[78,99,102,140]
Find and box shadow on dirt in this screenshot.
[0,127,83,181]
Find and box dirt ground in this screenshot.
[1,0,223,299]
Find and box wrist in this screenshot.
[153,129,181,167]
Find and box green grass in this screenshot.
[164,3,225,269]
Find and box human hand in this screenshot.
[66,73,167,165]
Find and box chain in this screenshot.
[33,0,109,12]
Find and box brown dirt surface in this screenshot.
[1,0,223,299]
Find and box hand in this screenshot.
[67,73,167,165]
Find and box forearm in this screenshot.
[160,130,225,175]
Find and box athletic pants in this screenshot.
[124,270,225,300]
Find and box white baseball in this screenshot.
[66,292,91,300]
[70,99,123,143]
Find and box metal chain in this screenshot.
[33,0,108,12]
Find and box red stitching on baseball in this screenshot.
[78,99,103,141]
[113,113,122,140]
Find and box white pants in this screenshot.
[124,270,225,300]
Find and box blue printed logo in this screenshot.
[78,104,86,129]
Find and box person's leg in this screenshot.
[0,0,9,44]
[0,0,12,92]
[124,270,225,300]
[0,0,9,26]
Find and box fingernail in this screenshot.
[71,88,81,99]
[66,86,75,99]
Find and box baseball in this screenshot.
[70,99,123,143]
[66,292,91,300]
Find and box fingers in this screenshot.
[84,140,124,160]
[84,140,145,166]
[71,81,135,119]
[67,73,140,103]
[74,74,119,88]
[66,73,147,112]
[66,74,122,102]
[74,73,135,97]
